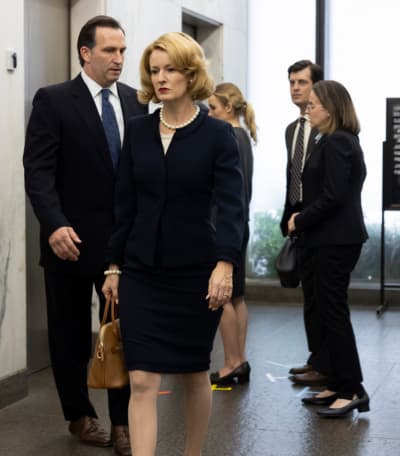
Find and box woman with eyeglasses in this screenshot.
[288,80,369,418]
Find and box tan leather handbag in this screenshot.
[87,296,129,389]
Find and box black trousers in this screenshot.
[297,240,331,373]
[44,269,130,424]
[310,245,364,397]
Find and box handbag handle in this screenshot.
[100,296,119,336]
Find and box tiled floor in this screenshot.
[1,301,400,455]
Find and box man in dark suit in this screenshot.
[23,16,147,455]
[279,60,330,386]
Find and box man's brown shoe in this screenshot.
[112,425,131,456]
[69,416,112,447]
[289,364,313,375]
[289,370,328,386]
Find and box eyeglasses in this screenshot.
[306,103,323,111]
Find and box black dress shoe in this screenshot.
[210,361,250,385]
[302,393,338,406]
[317,393,370,417]
[289,364,313,375]
[289,370,328,386]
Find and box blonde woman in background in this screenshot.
[208,83,256,385]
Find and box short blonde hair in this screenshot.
[138,32,214,104]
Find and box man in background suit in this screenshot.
[280,60,329,386]
[23,16,147,456]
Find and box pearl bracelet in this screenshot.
[104,269,122,276]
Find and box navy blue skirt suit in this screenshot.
[106,109,244,373]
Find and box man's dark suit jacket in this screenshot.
[280,118,318,236]
[23,74,147,276]
[294,130,368,246]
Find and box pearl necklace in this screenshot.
[159,105,200,130]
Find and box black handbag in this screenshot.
[275,236,299,288]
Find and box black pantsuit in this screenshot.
[296,242,329,372]
[295,130,368,397]
[280,120,326,370]
[311,245,363,395]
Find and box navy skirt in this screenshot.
[118,264,222,373]
[232,223,250,298]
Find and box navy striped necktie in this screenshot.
[101,88,121,168]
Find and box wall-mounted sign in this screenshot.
[383,98,400,210]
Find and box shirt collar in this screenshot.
[81,70,119,98]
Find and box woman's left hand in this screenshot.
[288,212,300,235]
[206,261,233,311]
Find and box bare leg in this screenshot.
[217,296,248,377]
[217,302,242,377]
[181,371,212,456]
[232,296,249,362]
[128,370,161,456]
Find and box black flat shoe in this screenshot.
[210,361,251,385]
[289,364,313,375]
[317,393,370,418]
[302,393,338,406]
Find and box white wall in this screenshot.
[0,0,26,381]
[248,0,316,215]
[326,0,400,224]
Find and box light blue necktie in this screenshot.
[101,89,121,168]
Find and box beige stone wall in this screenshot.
[0,0,26,381]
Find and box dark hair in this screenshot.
[312,80,360,135]
[287,59,324,83]
[77,15,125,67]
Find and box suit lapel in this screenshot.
[304,127,319,163]
[71,75,115,175]
[118,83,132,126]
[286,121,296,160]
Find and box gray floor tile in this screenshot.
[1,302,399,455]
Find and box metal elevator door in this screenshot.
[25,0,70,372]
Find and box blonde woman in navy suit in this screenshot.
[102,32,244,455]
[288,80,369,417]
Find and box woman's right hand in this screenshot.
[288,212,300,235]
